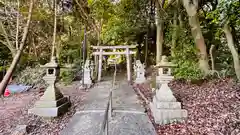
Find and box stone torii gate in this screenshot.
[92,45,137,82]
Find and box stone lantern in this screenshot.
[155,56,176,89]
[150,55,187,125]
[29,57,70,117]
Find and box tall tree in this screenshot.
[171,0,180,57]
[220,0,240,80]
[224,23,240,80]
[155,0,165,64]
[182,0,210,74]
[51,0,57,59]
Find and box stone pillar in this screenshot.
[90,60,95,80]
[98,48,103,81]
[103,56,107,71]
[28,57,70,117]
[150,56,187,125]
[126,48,131,82]
[134,60,146,84]
[94,55,98,79]
[129,54,132,80]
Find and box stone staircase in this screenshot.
[60,80,157,135]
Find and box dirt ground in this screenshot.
[134,78,240,135]
[0,82,88,135]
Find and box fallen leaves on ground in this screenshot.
[133,78,240,135]
[0,82,88,135]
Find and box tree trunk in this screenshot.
[171,1,179,57]
[189,15,209,74]
[183,0,209,74]
[144,34,148,65]
[179,13,183,28]
[56,41,61,59]
[209,45,215,70]
[15,0,20,50]
[51,0,57,59]
[94,19,103,79]
[223,23,240,81]
[32,37,37,57]
[137,43,142,60]
[0,0,34,95]
[156,3,164,64]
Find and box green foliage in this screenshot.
[0,43,11,71]
[60,69,75,85]
[170,28,204,80]
[173,60,203,80]
[14,66,46,86]
[1,0,239,83]
[88,0,113,21]
[59,59,83,85]
[20,3,52,21]
[101,0,148,44]
[214,43,236,76]
[57,16,84,64]
[206,0,240,78]
[207,0,240,26]
[0,65,8,72]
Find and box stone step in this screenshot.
[61,81,157,135]
[61,111,157,135]
[109,112,157,135]
[150,103,187,125]
[154,116,186,125]
[152,98,181,109]
[60,112,105,135]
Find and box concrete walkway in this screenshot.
[60,79,157,135]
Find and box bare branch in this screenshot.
[51,0,57,58]
[0,21,15,55]
[15,0,20,50]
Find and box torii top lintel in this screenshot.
[91,45,137,49]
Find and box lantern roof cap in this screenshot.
[156,56,176,67]
[42,57,59,68]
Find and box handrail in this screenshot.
[100,59,117,135]
[100,91,112,135]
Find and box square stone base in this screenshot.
[79,83,93,90]
[81,79,93,85]
[135,78,146,84]
[34,96,69,108]
[150,102,187,125]
[28,97,71,117]
[153,97,180,109]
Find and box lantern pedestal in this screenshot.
[29,57,70,118]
